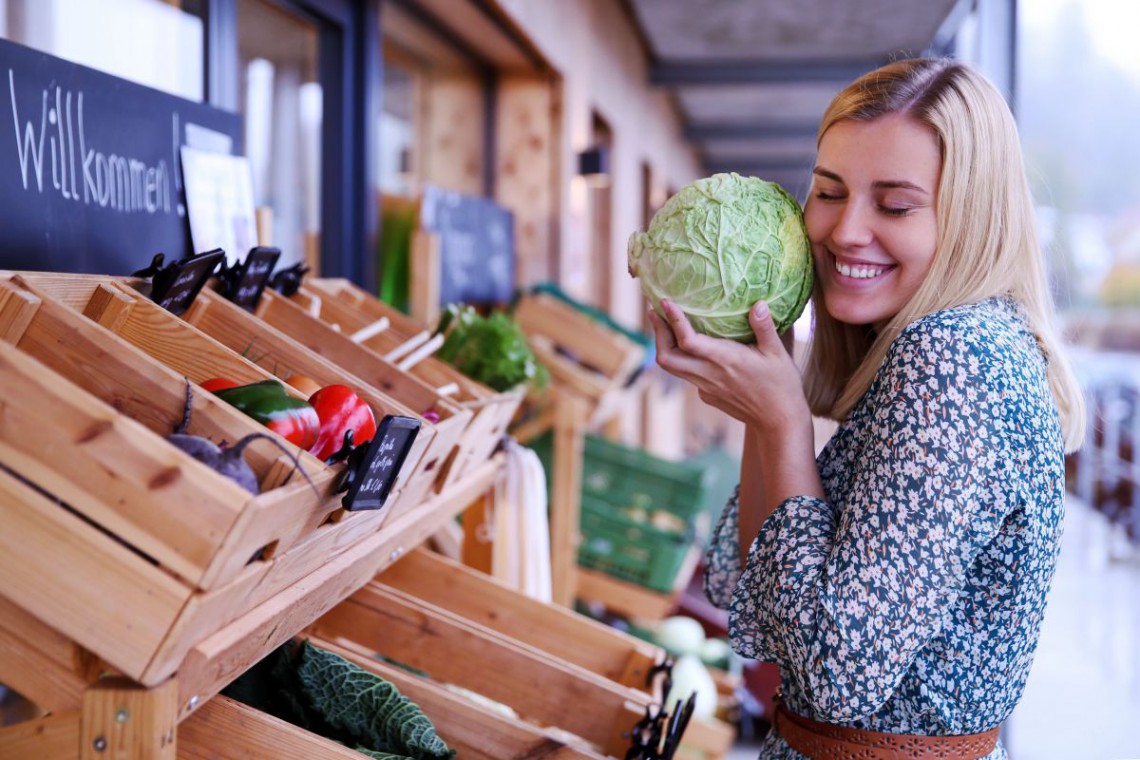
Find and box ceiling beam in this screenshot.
[651,56,900,86]
[927,0,976,56]
[685,122,819,141]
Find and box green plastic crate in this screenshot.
[578,495,693,593]
[528,434,710,592]
[530,433,709,522]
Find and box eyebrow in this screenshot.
[812,167,931,195]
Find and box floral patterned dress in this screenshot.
[704,297,1066,759]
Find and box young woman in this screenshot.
[649,58,1086,759]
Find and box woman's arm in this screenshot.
[738,422,823,566]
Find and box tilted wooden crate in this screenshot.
[310,548,666,759]
[15,272,443,520]
[297,277,524,486]
[513,291,646,424]
[177,287,455,520]
[242,287,473,505]
[0,272,433,687]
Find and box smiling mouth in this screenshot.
[832,255,894,281]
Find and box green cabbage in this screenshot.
[628,172,813,340]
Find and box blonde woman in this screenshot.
[649,58,1085,759]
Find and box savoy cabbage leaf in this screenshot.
[223,640,454,760]
[296,642,456,760]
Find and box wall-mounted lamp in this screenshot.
[577,145,611,180]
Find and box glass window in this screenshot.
[2,0,204,101]
[379,0,489,198]
[1018,0,1140,315]
[237,0,320,272]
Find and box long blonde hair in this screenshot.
[802,58,1086,451]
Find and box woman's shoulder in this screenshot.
[889,296,1037,370]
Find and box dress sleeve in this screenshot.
[703,485,742,609]
[729,320,1023,721]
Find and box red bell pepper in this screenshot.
[308,385,377,461]
[201,377,240,393]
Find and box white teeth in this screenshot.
[835,260,887,279]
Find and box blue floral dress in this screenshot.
[704,297,1066,759]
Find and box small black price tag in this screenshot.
[268,262,309,297]
[148,248,225,316]
[224,246,280,311]
[339,415,420,511]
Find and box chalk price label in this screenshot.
[339,415,421,512]
[148,248,224,316]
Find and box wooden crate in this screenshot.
[309,580,653,758]
[0,455,507,759]
[246,287,473,502]
[13,271,439,523]
[0,276,351,686]
[177,288,441,519]
[298,277,524,486]
[513,291,645,424]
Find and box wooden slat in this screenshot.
[575,566,678,622]
[178,696,363,759]
[460,493,495,573]
[551,390,589,607]
[311,582,648,757]
[174,457,502,723]
[514,293,644,380]
[0,466,188,685]
[679,716,737,759]
[0,597,95,712]
[382,548,662,690]
[408,230,442,327]
[313,638,606,760]
[142,505,390,684]
[81,283,135,333]
[0,280,41,344]
[80,678,177,760]
[0,710,80,760]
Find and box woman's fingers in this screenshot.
[649,308,712,380]
[660,299,716,357]
[748,301,786,355]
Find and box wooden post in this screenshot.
[550,389,589,607]
[409,230,441,328]
[461,491,495,574]
[80,678,177,760]
[255,206,274,247]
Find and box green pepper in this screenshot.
[211,379,320,451]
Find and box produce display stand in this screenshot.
[0,267,699,759]
[0,268,515,758]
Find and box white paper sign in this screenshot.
[180,145,257,266]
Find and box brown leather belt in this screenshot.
[774,697,1000,760]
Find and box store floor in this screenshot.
[725,497,1140,760]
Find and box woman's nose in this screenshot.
[830,200,874,248]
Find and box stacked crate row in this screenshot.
[0,272,683,759]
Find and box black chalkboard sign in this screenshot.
[220,246,280,311]
[420,184,515,307]
[149,248,224,316]
[339,415,421,511]
[0,38,241,275]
